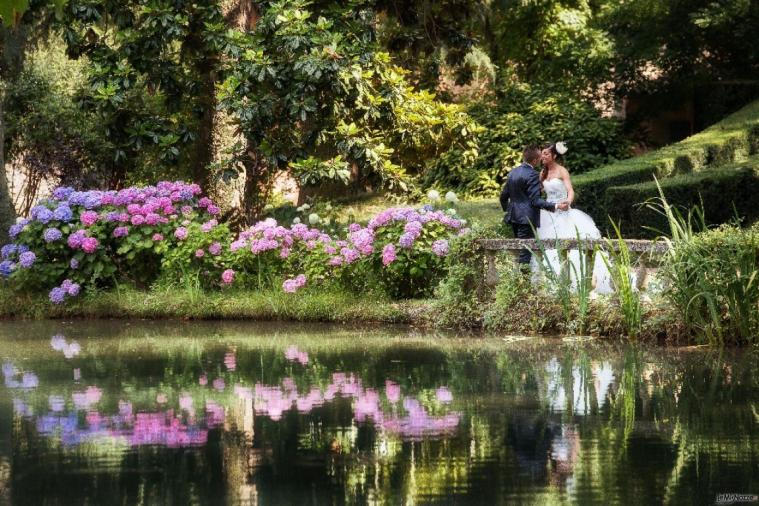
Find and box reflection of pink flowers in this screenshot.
[435,387,453,403]
[224,352,236,371]
[385,380,401,403]
[179,394,193,411]
[199,374,208,386]
[212,378,225,392]
[156,393,168,404]
[284,346,309,365]
[72,386,102,410]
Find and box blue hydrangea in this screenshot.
[48,287,66,304]
[8,219,29,239]
[0,260,15,277]
[52,187,75,201]
[35,207,53,224]
[84,193,102,209]
[43,228,63,243]
[70,258,79,269]
[68,192,86,206]
[18,251,36,268]
[53,205,73,222]
[17,245,29,254]
[1,244,16,259]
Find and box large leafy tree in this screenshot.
[61,0,226,188]
[217,0,477,221]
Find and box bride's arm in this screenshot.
[561,168,575,205]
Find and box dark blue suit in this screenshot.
[500,162,556,263]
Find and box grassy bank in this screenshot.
[0,286,427,323]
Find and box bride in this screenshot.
[533,142,613,294]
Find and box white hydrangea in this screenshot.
[446,208,457,216]
[292,217,301,224]
[427,189,441,202]
[308,213,320,225]
[445,191,458,203]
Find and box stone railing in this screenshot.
[476,238,669,290]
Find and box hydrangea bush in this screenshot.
[1,182,220,301]
[1,181,468,302]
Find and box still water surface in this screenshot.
[0,321,757,505]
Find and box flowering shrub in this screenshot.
[1,182,220,301]
[1,181,468,301]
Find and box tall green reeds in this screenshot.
[646,180,759,345]
[532,229,595,334]
[602,221,642,339]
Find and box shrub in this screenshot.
[0,182,221,301]
[605,163,759,237]
[425,84,630,196]
[574,99,759,228]
[661,224,759,345]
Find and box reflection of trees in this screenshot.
[3,329,759,504]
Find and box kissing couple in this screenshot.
[500,143,612,293]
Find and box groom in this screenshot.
[500,145,569,265]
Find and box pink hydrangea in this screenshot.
[282,274,306,293]
[174,227,188,240]
[130,214,146,226]
[221,269,235,285]
[152,233,164,242]
[80,211,99,226]
[82,237,99,254]
[200,219,217,233]
[195,249,205,258]
[208,242,222,256]
[382,243,397,265]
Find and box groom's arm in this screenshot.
[499,180,510,211]
[526,170,556,212]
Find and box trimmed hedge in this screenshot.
[573,100,759,227]
[604,161,759,238]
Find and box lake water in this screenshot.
[0,321,757,505]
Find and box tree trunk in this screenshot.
[191,66,216,190]
[241,143,274,225]
[0,87,16,245]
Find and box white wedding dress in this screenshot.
[532,178,613,294]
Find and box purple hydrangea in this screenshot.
[67,283,81,297]
[399,232,415,249]
[43,228,63,243]
[432,239,450,257]
[52,187,75,200]
[70,258,79,269]
[113,226,129,238]
[48,287,66,304]
[19,251,36,268]
[0,260,15,277]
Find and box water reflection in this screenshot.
[0,322,757,505]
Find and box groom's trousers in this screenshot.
[511,223,534,264]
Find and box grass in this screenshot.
[0,285,429,323]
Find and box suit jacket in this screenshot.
[500,162,556,227]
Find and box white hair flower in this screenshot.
[445,191,458,203]
[427,189,441,202]
[555,142,568,155]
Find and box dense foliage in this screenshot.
[426,84,630,195]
